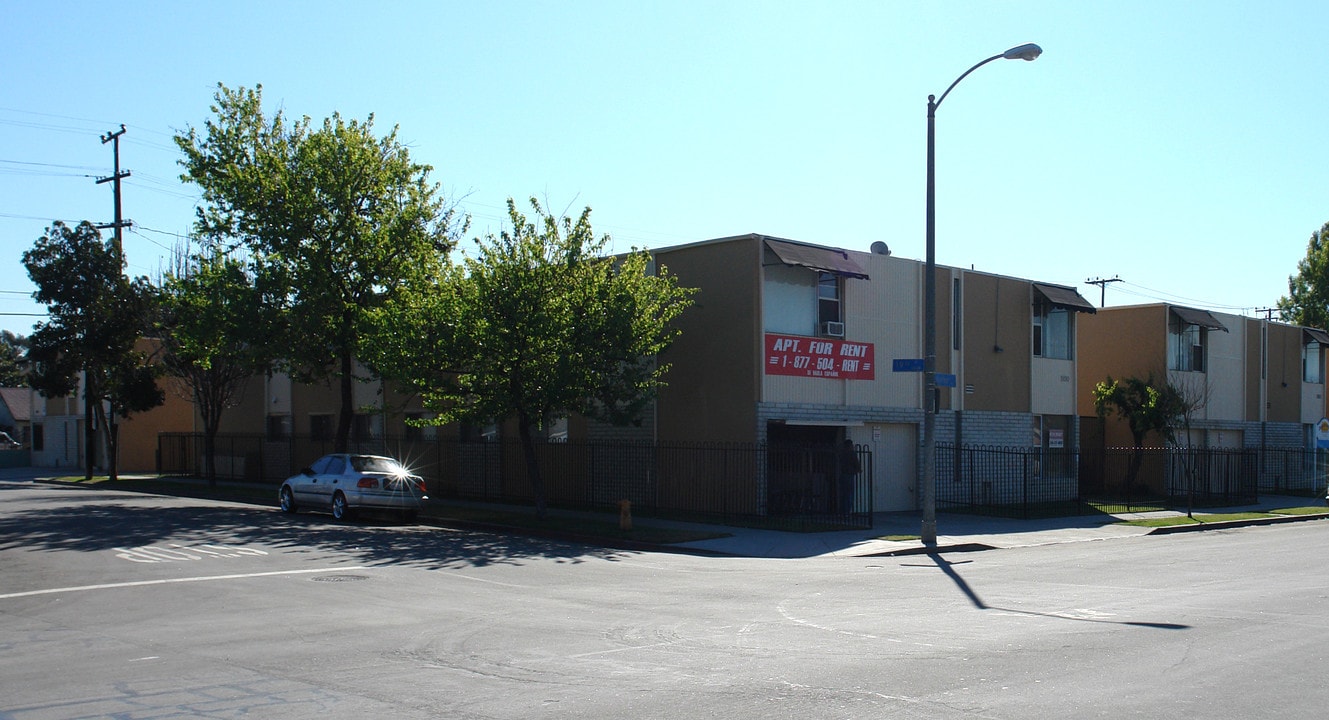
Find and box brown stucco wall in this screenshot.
[1266,323,1301,423]
[653,237,760,443]
[960,271,1032,412]
[1076,305,1169,448]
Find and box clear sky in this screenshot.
[3,1,1327,337]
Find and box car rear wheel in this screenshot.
[331,491,353,521]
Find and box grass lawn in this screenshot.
[1118,507,1329,528]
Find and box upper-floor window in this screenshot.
[1305,339,1324,384]
[1168,307,1228,373]
[1168,318,1205,372]
[817,273,842,325]
[1033,299,1072,360]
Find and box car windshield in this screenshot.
[350,456,406,474]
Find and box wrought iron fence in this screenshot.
[937,443,1294,518]
[157,433,873,531]
[936,443,1081,518]
[1256,447,1326,496]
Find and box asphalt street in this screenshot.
[2,478,1327,719]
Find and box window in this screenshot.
[309,414,335,440]
[352,413,381,441]
[817,272,842,325]
[1168,317,1205,372]
[951,278,962,353]
[404,413,437,442]
[1304,341,1323,383]
[1032,299,1072,359]
[32,424,44,452]
[266,414,292,440]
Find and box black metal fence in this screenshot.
[157,433,873,531]
[937,443,1323,518]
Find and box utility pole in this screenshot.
[1085,276,1122,308]
[90,124,133,481]
[1255,307,1278,321]
[96,124,133,257]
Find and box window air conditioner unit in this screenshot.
[822,321,845,337]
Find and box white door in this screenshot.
[857,423,917,512]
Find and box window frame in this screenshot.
[1168,317,1206,372]
[1032,297,1073,360]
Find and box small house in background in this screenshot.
[0,386,31,444]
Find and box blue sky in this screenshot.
[3,1,1327,336]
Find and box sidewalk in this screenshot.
[7,466,1326,559]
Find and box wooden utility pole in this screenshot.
[90,125,133,481]
[1086,276,1123,308]
[96,125,132,256]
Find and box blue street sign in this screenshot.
[936,373,957,387]
[892,358,925,372]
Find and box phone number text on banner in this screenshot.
[764,333,875,380]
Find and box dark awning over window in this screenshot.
[1032,283,1096,314]
[1305,328,1329,345]
[765,239,870,280]
[1171,306,1228,332]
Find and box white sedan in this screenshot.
[279,453,428,522]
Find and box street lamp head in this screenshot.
[1002,43,1043,61]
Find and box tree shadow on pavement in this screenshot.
[0,483,635,570]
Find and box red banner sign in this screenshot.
[764,333,875,380]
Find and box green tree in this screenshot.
[1277,221,1329,329]
[370,198,694,517]
[0,331,27,387]
[1093,373,1187,492]
[23,221,163,481]
[175,83,464,453]
[158,246,269,487]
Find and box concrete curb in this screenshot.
[1145,511,1329,535]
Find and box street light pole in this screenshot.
[921,43,1041,546]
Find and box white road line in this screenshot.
[0,567,370,600]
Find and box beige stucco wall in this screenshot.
[760,249,923,410]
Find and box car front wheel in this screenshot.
[331,492,353,521]
[279,486,298,514]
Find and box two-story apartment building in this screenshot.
[641,233,1096,511]
[1077,304,1328,452]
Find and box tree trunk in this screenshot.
[204,426,218,489]
[83,383,96,482]
[518,417,548,519]
[335,351,354,453]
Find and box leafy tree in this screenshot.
[1093,373,1187,491]
[158,246,268,487]
[370,198,695,517]
[23,221,163,481]
[1278,221,1329,329]
[175,83,464,453]
[0,331,27,387]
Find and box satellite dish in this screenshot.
[870,241,891,256]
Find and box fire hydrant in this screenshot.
[618,499,632,531]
